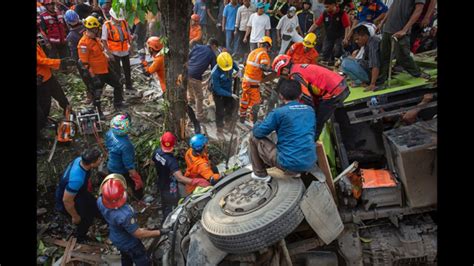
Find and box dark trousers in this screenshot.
[109,170,144,200]
[379,32,421,83]
[37,97,49,137]
[160,188,179,223]
[38,75,70,115]
[97,70,124,105]
[76,63,95,96]
[74,192,102,238]
[112,54,132,88]
[321,36,343,62]
[234,30,249,59]
[213,94,235,129]
[410,23,423,49]
[120,242,151,266]
[315,86,350,139]
[186,104,202,134]
[49,42,69,59]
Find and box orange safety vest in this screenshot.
[104,20,130,52]
[243,47,270,84]
[184,148,219,194]
[78,33,109,74]
[37,44,60,82]
[286,42,319,65]
[146,54,166,92]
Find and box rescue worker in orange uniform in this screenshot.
[142,36,167,92]
[37,42,75,138]
[78,16,127,115]
[184,134,220,195]
[189,14,203,47]
[272,54,350,139]
[239,36,272,124]
[101,8,135,91]
[39,0,68,59]
[286,32,319,64]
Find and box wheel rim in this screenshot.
[220,179,278,216]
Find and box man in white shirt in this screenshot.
[244,3,271,51]
[234,0,256,59]
[276,6,303,54]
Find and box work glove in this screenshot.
[160,228,171,235]
[260,64,272,72]
[130,171,144,190]
[60,57,76,68]
[141,62,151,77]
[191,178,211,187]
[37,75,44,87]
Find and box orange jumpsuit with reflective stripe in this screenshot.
[184,148,219,194]
[78,33,109,74]
[37,44,60,82]
[240,47,270,119]
[146,54,166,92]
[286,42,319,64]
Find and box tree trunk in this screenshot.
[160,0,191,140]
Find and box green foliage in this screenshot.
[112,0,159,25]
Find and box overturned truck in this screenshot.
[151,54,438,266]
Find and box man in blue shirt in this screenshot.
[187,38,219,122]
[55,148,103,242]
[249,79,317,181]
[151,132,210,222]
[222,0,240,54]
[105,114,144,200]
[98,174,166,266]
[355,0,388,24]
[211,51,239,136]
[194,0,208,41]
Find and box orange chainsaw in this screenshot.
[56,109,78,143]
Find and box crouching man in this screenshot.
[97,174,167,266]
[249,79,317,181]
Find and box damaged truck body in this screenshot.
[151,52,438,266]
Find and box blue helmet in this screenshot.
[64,10,80,25]
[190,134,208,152]
[257,2,265,9]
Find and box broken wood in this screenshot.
[42,237,105,253]
[61,237,76,266]
[316,141,337,202]
[69,251,104,264]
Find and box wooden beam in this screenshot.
[316,141,337,202]
[42,237,104,253]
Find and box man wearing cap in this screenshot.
[151,132,210,221]
[98,174,165,266]
[276,6,303,54]
[244,3,271,51]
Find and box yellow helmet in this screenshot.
[303,33,317,48]
[83,16,101,29]
[259,36,273,47]
[217,52,233,71]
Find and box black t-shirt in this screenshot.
[74,4,93,19]
[270,0,289,28]
[152,148,180,191]
[206,0,220,22]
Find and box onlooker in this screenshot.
[377,0,430,82]
[207,0,221,44]
[311,0,326,52]
[216,0,228,45]
[341,25,382,91]
[286,32,319,64]
[409,0,436,50]
[39,0,69,59]
[297,0,314,36]
[194,0,209,41]
[222,0,240,54]
[308,0,351,65]
[268,0,289,53]
[234,0,256,59]
[276,6,303,54]
[244,3,271,51]
[190,14,203,47]
[353,0,388,25]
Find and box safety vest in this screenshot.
[105,20,130,52]
[40,11,67,44]
[243,47,270,84]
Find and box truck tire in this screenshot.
[201,174,305,254]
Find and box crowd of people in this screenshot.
[37,0,437,264]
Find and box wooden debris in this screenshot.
[316,141,337,202]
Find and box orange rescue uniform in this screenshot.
[239,47,271,119]
[184,148,219,194]
[189,24,202,44]
[286,42,319,64]
[78,32,109,75]
[104,20,131,52]
[145,54,166,92]
[37,44,60,82]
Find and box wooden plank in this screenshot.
[316,141,337,202]
[60,237,74,266]
[43,237,104,253]
[65,237,77,265]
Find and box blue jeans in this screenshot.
[341,57,370,85]
[226,30,237,54]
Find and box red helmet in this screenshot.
[101,174,127,209]
[191,14,200,22]
[146,36,163,52]
[272,54,292,76]
[161,131,176,152]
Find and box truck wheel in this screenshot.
[201,173,305,254]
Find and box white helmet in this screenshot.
[109,8,124,20]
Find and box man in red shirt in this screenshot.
[308,0,351,66]
[272,54,350,139]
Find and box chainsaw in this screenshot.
[56,109,78,143]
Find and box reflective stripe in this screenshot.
[243,75,261,83]
[246,61,260,67]
[241,101,249,104]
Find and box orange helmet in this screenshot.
[191,14,200,22]
[147,36,163,52]
[272,54,292,76]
